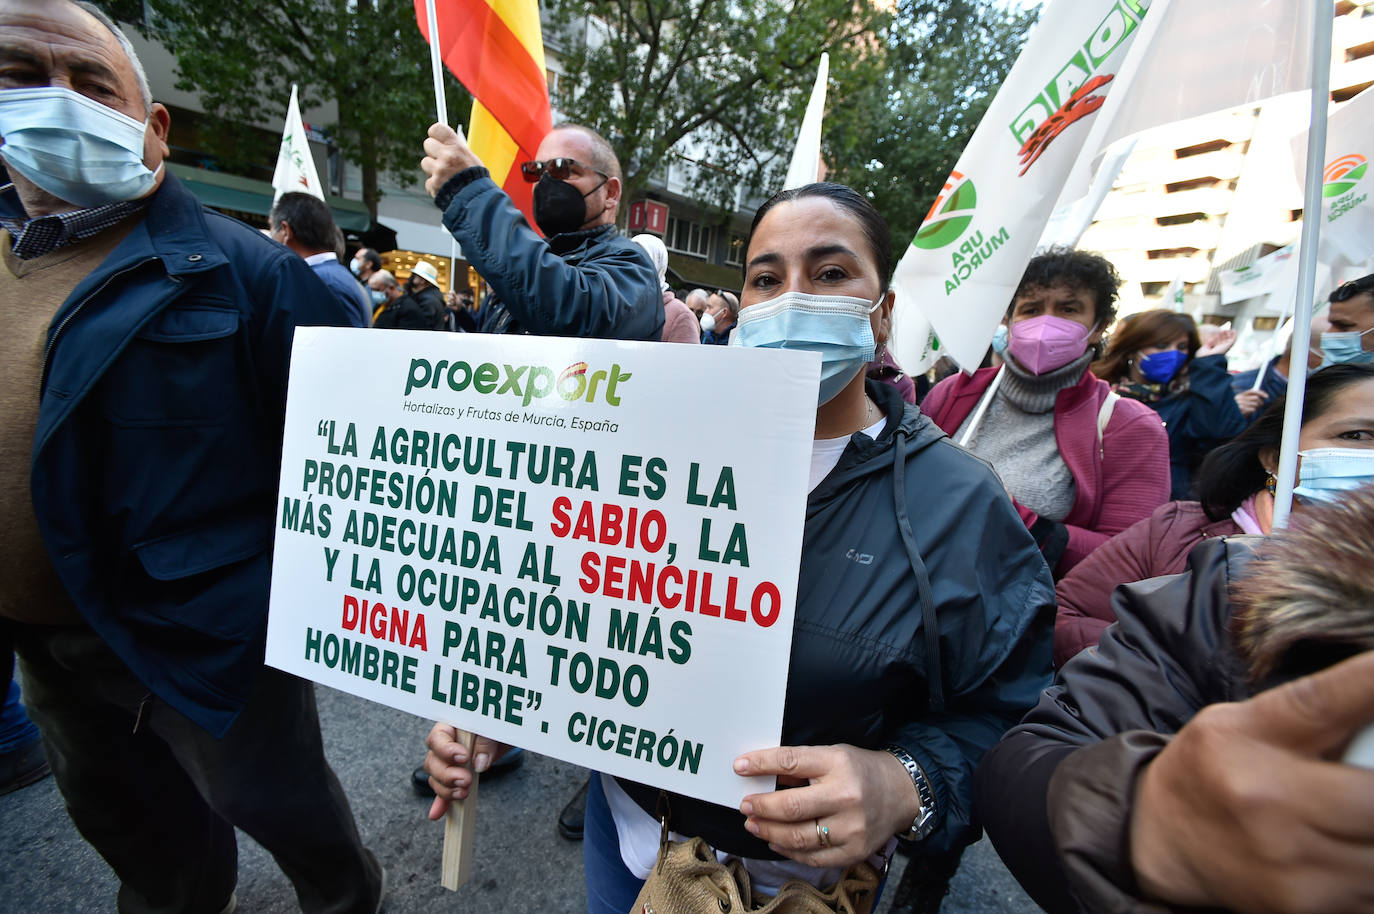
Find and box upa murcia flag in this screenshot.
[272,84,324,202]
[891,0,1316,373]
[890,0,1154,373]
[1292,86,1374,272]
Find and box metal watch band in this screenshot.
[884,744,938,841]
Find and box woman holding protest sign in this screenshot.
[423,183,1054,913]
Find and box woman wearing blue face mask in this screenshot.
[505,183,1054,914]
[1095,309,1247,500]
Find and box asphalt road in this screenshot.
[0,683,1041,913]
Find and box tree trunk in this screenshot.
[360,130,380,224]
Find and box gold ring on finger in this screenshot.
[815,820,830,848]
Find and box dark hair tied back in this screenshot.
[1195,363,1374,520]
[746,183,892,286]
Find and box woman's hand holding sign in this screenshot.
[423,723,510,821]
[734,744,922,868]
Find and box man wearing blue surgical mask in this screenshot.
[0,2,384,912]
[1322,274,1374,366]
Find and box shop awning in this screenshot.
[666,252,739,294]
[166,162,372,231]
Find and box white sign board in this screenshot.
[267,329,818,808]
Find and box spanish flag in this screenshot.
[415,0,553,228]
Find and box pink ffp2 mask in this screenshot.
[1007,315,1094,375]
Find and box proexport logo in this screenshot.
[914,171,977,251]
[1324,154,1367,198]
[405,357,632,407]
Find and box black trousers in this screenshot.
[14,623,383,914]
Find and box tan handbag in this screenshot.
[629,825,880,914]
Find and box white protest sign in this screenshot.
[267,330,818,808]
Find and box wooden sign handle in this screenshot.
[440,729,479,891]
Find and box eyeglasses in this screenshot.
[1332,277,1374,302]
[520,157,608,183]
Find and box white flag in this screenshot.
[1291,86,1374,270]
[891,0,1316,374]
[1218,244,1296,305]
[783,53,829,191]
[272,84,324,202]
[1162,270,1186,310]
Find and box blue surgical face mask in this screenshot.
[370,289,388,306]
[991,324,1009,356]
[0,86,162,208]
[1319,328,1374,366]
[350,258,364,277]
[731,291,881,405]
[1139,349,1188,384]
[1294,447,1374,504]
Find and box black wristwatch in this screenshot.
[885,745,938,841]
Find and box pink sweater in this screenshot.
[660,294,701,344]
[922,366,1170,575]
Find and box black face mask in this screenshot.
[532,174,603,237]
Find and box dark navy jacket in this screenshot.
[309,255,371,327]
[619,381,1056,858]
[436,167,662,340]
[1231,356,1287,426]
[1142,354,1248,500]
[29,174,349,736]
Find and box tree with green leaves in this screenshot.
[544,0,888,217]
[102,0,470,221]
[826,0,1039,247]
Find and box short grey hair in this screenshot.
[685,289,709,307]
[371,269,399,290]
[73,2,154,115]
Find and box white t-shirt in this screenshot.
[603,414,892,892]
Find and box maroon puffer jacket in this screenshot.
[1054,500,1241,667]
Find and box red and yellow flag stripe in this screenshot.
[416,0,553,227]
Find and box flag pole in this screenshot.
[1272,2,1332,529]
[425,0,449,127]
[423,4,477,887]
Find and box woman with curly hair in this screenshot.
[922,248,1171,577]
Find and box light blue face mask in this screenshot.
[370,289,388,306]
[1293,447,1374,504]
[1319,328,1374,367]
[0,86,161,207]
[731,291,881,405]
[991,324,1009,356]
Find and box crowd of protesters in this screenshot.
[4,3,1374,914]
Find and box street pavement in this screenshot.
[0,683,1040,913]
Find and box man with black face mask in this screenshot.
[420,122,663,339]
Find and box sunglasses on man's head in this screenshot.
[520,157,608,183]
[1332,277,1374,302]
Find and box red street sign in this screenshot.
[629,200,668,234]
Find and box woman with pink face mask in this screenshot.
[922,248,1171,577]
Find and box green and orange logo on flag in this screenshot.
[1324,154,1367,199]
[914,171,977,251]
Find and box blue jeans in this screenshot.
[0,676,40,754]
[584,773,646,914]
